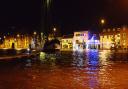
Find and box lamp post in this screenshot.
[4,36,6,48]
[17,34,20,48]
[101,19,105,25]
[100,18,106,50]
[53,27,56,32]
[33,31,37,49]
[53,27,58,40]
[41,0,52,35]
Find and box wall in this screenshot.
[0,35,32,49]
[61,38,73,50]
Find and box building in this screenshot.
[100,26,128,50]
[87,34,100,49]
[61,34,73,51]
[0,34,32,49]
[73,31,100,50]
[0,32,45,50]
[120,26,128,49]
[73,31,89,50]
[61,30,100,51]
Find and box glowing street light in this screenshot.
[53,28,56,32]
[4,36,6,39]
[17,34,20,37]
[33,31,37,35]
[101,19,105,25]
[46,0,52,9]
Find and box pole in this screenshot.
[41,0,52,35]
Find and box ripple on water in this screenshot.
[0,50,128,88]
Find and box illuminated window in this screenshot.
[108,29,110,32]
[123,40,126,43]
[104,35,107,38]
[80,34,84,36]
[69,40,71,43]
[103,29,106,32]
[109,35,112,38]
[113,29,115,31]
[117,34,120,37]
[109,35,111,38]
[62,40,65,43]
[117,28,120,31]
[107,35,109,39]
[76,40,79,44]
[123,33,126,38]
[123,27,126,31]
[76,34,80,36]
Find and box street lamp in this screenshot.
[4,36,6,39]
[46,0,52,9]
[17,34,20,37]
[41,0,53,35]
[100,19,105,25]
[16,34,20,48]
[33,31,37,35]
[53,27,56,32]
[100,19,106,50]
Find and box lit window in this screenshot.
[123,27,126,31]
[107,35,109,39]
[80,34,84,36]
[62,40,65,42]
[123,33,126,38]
[104,36,107,38]
[113,29,115,31]
[117,28,120,31]
[76,34,80,36]
[108,29,110,32]
[103,29,106,32]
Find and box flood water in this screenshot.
[0,50,128,89]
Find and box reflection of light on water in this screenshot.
[25,59,32,67]
[99,50,111,66]
[27,48,30,52]
[99,50,110,59]
[73,46,84,52]
[85,50,99,88]
[72,50,99,88]
[40,52,46,60]
[72,51,85,67]
[87,50,99,66]
[39,52,58,63]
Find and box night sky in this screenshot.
[0,0,128,34]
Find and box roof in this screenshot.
[62,34,73,39]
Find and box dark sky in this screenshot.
[0,0,128,34]
[0,0,41,33]
[52,0,128,34]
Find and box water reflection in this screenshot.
[0,50,128,88]
[71,50,99,88]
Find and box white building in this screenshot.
[61,31,100,51]
[73,31,89,50]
